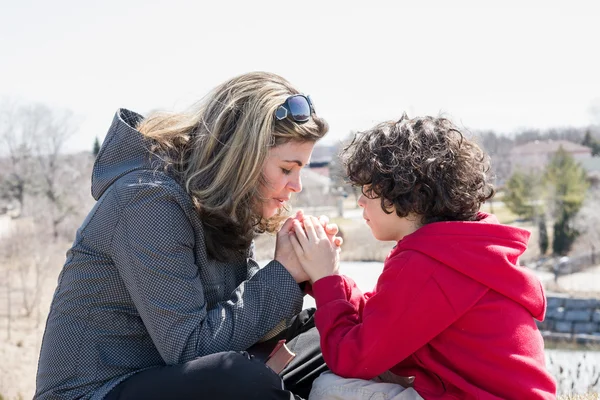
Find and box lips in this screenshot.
[273,198,290,207]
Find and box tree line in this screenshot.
[0,99,96,333]
[0,99,91,239]
[502,147,595,256]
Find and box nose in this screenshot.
[287,174,302,193]
[357,193,366,208]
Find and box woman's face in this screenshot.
[259,140,315,218]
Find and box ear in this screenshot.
[382,197,396,214]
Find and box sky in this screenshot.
[1,0,599,153]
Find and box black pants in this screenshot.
[104,309,327,400]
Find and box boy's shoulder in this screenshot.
[384,248,439,275]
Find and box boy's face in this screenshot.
[358,185,420,242]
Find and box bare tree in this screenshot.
[0,99,36,215]
[0,100,87,343]
[573,187,600,265]
[475,130,515,186]
[1,223,44,317]
[0,216,66,337]
[1,100,82,238]
[20,103,79,239]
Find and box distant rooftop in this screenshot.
[310,145,337,164]
[511,140,592,155]
[301,167,331,183]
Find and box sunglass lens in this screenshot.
[275,106,288,120]
[287,96,311,122]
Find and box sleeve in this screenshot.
[244,241,261,280]
[311,252,458,380]
[110,182,304,365]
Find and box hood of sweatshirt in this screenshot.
[393,212,545,320]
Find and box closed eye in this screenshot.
[281,168,292,175]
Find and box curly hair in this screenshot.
[342,114,495,225]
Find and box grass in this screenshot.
[0,394,24,400]
[544,281,600,299]
[480,200,519,225]
[544,339,600,352]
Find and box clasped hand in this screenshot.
[275,210,341,284]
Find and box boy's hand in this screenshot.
[289,215,340,283]
[297,210,343,247]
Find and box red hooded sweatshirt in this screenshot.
[312,213,557,399]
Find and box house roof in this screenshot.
[308,166,330,178]
[511,140,592,156]
[310,145,337,164]
[300,168,331,188]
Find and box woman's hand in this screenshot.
[275,213,311,283]
[289,215,340,283]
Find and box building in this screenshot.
[308,145,336,168]
[509,140,593,173]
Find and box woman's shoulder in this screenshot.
[111,169,192,208]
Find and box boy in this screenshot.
[288,115,557,399]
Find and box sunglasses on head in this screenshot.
[274,94,315,124]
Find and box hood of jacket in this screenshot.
[91,109,162,200]
[393,212,546,320]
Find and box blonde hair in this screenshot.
[137,72,329,260]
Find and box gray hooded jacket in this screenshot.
[34,109,304,400]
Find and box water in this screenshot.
[301,261,384,309]
[546,349,600,394]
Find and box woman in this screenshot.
[35,72,334,400]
